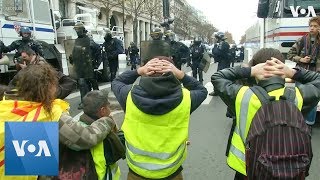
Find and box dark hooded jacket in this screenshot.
[211,66,320,117]
[111,70,207,115]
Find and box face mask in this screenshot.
[104,34,112,41]
[76,30,85,37]
[21,34,31,41]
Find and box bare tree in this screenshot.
[145,0,162,32]
[240,34,246,44]
[121,0,147,44]
[224,31,236,44]
[87,0,122,28]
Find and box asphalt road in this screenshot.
[65,62,320,180]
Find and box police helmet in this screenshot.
[20,27,31,34]
[150,27,163,40]
[215,32,226,40]
[74,22,86,31]
[164,30,175,41]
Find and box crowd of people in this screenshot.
[0,16,319,180]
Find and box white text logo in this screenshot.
[290,6,316,17]
[12,140,51,157]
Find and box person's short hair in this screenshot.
[20,47,36,56]
[251,48,285,66]
[309,16,320,26]
[83,90,110,117]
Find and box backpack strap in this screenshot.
[250,86,274,104]
[280,87,296,104]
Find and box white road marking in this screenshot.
[202,82,213,105]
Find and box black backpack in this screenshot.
[245,86,312,180]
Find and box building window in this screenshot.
[59,0,68,19]
[76,2,85,14]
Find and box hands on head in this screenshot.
[251,58,296,80]
[137,58,185,79]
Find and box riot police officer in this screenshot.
[210,32,231,96]
[150,27,163,40]
[70,22,101,109]
[212,32,231,70]
[102,29,124,81]
[165,30,190,70]
[128,42,139,70]
[190,37,206,84]
[230,44,237,67]
[4,27,44,61]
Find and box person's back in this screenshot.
[58,90,121,180]
[211,48,320,179]
[112,57,207,179]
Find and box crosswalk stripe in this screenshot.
[202,82,213,105]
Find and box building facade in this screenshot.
[52,0,165,48]
[52,0,198,47]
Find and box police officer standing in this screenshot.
[165,30,190,70]
[230,44,237,67]
[70,22,101,109]
[210,32,231,96]
[4,27,44,62]
[102,29,124,81]
[127,42,139,70]
[189,37,206,84]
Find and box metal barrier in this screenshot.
[118,54,127,75]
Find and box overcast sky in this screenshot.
[186,0,259,43]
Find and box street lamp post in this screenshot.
[161,0,173,30]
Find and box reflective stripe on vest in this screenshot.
[126,141,186,171]
[91,142,121,180]
[227,87,303,176]
[122,88,191,179]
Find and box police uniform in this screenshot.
[190,42,206,83]
[102,33,124,81]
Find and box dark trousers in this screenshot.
[109,57,119,81]
[192,64,203,82]
[130,55,137,70]
[234,172,246,180]
[78,78,99,103]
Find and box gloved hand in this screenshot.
[187,62,192,67]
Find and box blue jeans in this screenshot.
[305,106,317,125]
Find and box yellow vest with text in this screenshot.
[227,86,303,176]
[122,88,191,179]
[0,99,69,180]
[90,136,121,180]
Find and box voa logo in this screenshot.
[290,6,316,17]
[12,140,51,157]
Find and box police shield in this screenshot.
[199,52,211,73]
[64,39,77,79]
[140,40,171,65]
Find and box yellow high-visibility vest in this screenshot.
[227,86,303,175]
[90,136,121,180]
[122,88,191,179]
[0,99,69,180]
